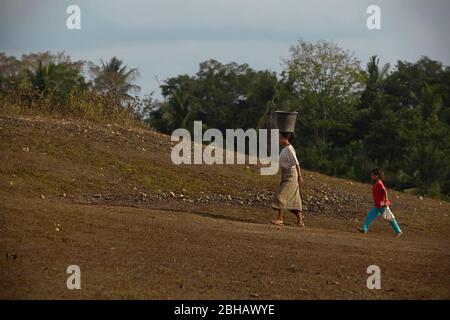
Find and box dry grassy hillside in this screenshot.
[1,114,449,299]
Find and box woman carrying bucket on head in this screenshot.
[358,168,403,237]
[270,111,305,228]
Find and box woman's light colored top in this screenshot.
[279,144,299,169]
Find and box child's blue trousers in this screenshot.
[361,207,402,233]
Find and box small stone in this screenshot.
[22,147,30,152]
[288,264,298,272]
[6,253,17,260]
[40,194,45,199]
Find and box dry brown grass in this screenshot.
[1,113,449,299]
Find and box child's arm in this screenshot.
[296,165,303,186]
[382,187,390,206]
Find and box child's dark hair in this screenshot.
[371,168,384,180]
[280,131,294,142]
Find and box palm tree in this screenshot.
[367,55,390,88]
[28,60,52,93]
[28,60,86,95]
[92,57,140,103]
[158,88,197,134]
[359,55,390,110]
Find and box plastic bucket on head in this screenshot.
[272,111,298,132]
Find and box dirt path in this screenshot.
[1,114,449,299]
[1,195,449,299]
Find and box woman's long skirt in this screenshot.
[272,166,302,211]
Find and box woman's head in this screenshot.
[279,132,294,146]
[370,168,384,181]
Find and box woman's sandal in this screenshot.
[271,220,284,226]
[297,221,306,228]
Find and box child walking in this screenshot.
[271,132,305,227]
[359,168,403,237]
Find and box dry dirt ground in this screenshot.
[1,114,449,299]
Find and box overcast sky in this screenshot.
[1,0,449,97]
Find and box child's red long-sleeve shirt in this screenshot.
[372,179,391,208]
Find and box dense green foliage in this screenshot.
[147,41,450,198]
[1,41,449,198]
[149,60,279,134]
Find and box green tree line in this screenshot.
[1,40,450,198]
